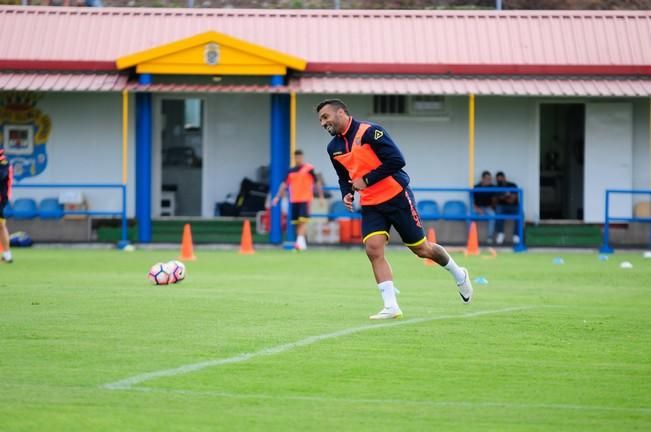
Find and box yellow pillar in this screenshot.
[290,91,297,166]
[468,94,475,187]
[122,89,129,184]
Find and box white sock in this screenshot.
[296,235,307,250]
[444,257,466,284]
[378,281,399,309]
[2,251,12,261]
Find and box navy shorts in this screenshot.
[290,202,310,224]
[361,188,426,246]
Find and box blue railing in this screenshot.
[309,186,526,251]
[600,189,651,253]
[11,183,128,244]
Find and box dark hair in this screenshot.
[496,171,505,178]
[294,149,303,156]
[316,98,349,115]
[481,170,491,178]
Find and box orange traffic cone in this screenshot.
[239,219,255,255]
[427,227,437,244]
[178,223,197,261]
[424,227,437,266]
[464,222,480,256]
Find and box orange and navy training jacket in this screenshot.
[327,117,410,206]
[285,163,317,203]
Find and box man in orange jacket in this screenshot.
[317,99,472,320]
[271,150,324,251]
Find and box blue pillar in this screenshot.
[269,75,290,244]
[136,74,153,243]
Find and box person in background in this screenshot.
[473,170,496,244]
[271,150,325,251]
[0,149,13,263]
[495,171,521,245]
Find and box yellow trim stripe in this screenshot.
[135,64,287,76]
[117,31,306,72]
[363,230,390,243]
[291,217,310,224]
[468,93,475,188]
[404,236,427,247]
[122,89,128,185]
[290,91,296,166]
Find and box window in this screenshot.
[411,96,445,113]
[184,99,202,130]
[372,95,447,116]
[373,95,407,115]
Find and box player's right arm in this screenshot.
[271,179,288,206]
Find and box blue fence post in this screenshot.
[467,189,474,230]
[513,188,527,252]
[118,185,128,248]
[600,190,614,253]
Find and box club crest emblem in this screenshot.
[0,93,50,181]
[204,43,220,66]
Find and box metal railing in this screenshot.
[600,189,651,253]
[11,183,128,244]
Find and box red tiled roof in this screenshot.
[1,6,650,75]
[126,82,288,93]
[0,72,127,91]
[290,75,651,96]
[4,71,649,97]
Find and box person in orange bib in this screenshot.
[0,149,13,263]
[316,99,472,320]
[271,150,324,251]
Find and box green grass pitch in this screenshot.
[1,248,650,431]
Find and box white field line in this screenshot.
[103,306,535,390]
[128,386,651,414]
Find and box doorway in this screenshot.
[539,103,585,220]
[160,98,204,217]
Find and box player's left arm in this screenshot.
[361,126,406,187]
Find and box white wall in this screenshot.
[584,102,634,222]
[10,92,136,217]
[475,97,538,220]
[201,93,271,217]
[632,99,650,195]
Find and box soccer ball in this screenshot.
[166,260,186,284]
[148,262,171,285]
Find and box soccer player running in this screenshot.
[271,149,325,251]
[0,148,13,263]
[316,99,472,320]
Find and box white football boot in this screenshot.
[457,268,473,304]
[369,306,403,320]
